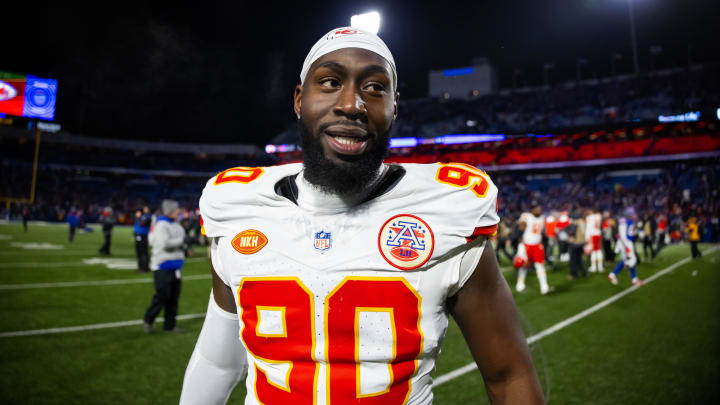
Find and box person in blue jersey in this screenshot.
[608,207,645,287]
[67,208,79,242]
[134,206,152,273]
[143,199,187,334]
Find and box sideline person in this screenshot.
[134,206,152,272]
[143,200,186,334]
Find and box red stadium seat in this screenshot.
[652,135,720,155]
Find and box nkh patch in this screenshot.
[314,230,332,251]
[378,214,434,270]
[231,229,268,255]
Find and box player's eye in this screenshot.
[363,82,386,93]
[319,78,340,88]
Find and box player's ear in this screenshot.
[393,91,400,121]
[293,84,303,119]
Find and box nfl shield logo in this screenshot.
[314,230,332,251]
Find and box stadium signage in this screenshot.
[657,111,700,123]
[0,71,58,120]
[0,80,18,101]
[38,121,61,133]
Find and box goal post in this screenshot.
[0,125,41,210]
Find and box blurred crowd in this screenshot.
[390,65,718,139]
[3,161,716,247]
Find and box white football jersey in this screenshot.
[585,213,602,239]
[199,162,499,405]
[520,212,544,245]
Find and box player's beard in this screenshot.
[299,118,390,197]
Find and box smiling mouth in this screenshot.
[323,126,370,155]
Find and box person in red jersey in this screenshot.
[180,27,543,405]
[585,206,603,272]
[514,201,552,295]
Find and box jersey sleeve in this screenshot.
[198,166,273,238]
[198,174,240,239]
[446,236,489,297]
[198,165,267,239]
[427,163,500,296]
[198,164,302,239]
[465,174,500,241]
[209,237,231,287]
[449,181,498,295]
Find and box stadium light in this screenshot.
[626,0,640,74]
[612,0,640,74]
[351,11,381,34]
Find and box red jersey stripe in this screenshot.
[465,224,498,242]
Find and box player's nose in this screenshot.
[332,84,366,119]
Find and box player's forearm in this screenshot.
[180,293,247,405]
[451,244,544,404]
[484,369,544,405]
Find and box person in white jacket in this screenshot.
[143,199,186,333]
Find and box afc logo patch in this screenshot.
[314,230,332,251]
[378,214,434,270]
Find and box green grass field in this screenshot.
[1,222,718,404]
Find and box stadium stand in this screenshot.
[270,64,719,145]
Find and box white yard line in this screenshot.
[0,250,137,257]
[0,257,207,269]
[0,313,207,338]
[0,250,208,257]
[432,246,720,387]
[0,274,211,290]
[0,261,98,268]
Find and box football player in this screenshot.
[585,206,603,272]
[513,202,552,294]
[608,208,644,286]
[179,27,543,404]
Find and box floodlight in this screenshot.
[350,11,381,34]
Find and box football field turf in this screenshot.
[1,222,718,404]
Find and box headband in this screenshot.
[300,27,397,90]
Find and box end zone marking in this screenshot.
[433,246,720,387]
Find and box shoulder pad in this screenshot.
[199,164,302,237]
[398,162,500,239]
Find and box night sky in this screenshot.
[4,0,718,146]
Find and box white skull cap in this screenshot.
[300,27,396,90]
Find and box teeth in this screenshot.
[333,136,361,145]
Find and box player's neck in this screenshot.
[296,164,389,213]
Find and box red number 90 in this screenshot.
[435,163,490,198]
[238,277,423,404]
